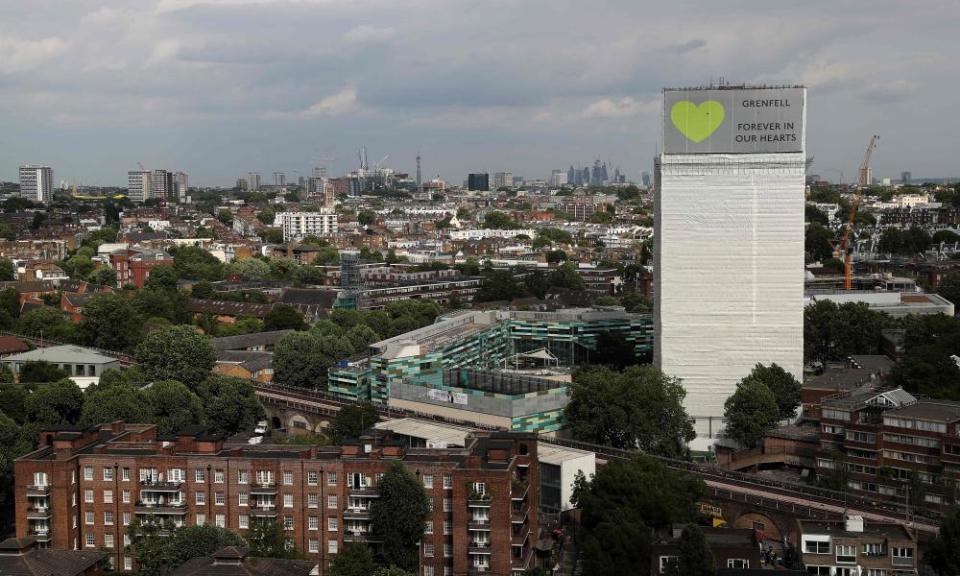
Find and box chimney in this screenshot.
[845,515,864,533]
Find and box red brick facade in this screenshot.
[15,423,538,576]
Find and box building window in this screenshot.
[238,493,248,507]
[239,515,249,529]
[308,539,319,553]
[85,511,94,525]
[32,472,48,487]
[307,471,318,486]
[444,544,452,558]
[863,543,884,556]
[104,511,114,525]
[85,534,95,548]
[443,475,453,489]
[836,545,856,563]
[892,547,914,561]
[425,520,433,535]
[423,475,434,489]
[283,471,293,485]
[308,494,318,508]
[328,517,338,532]
[215,492,225,506]
[327,495,337,509]
[104,490,113,504]
[470,482,486,496]
[83,466,93,481]
[214,469,224,483]
[327,472,337,485]
[284,516,294,530]
[196,513,206,526]
[123,512,131,526]
[216,514,225,528]
[103,467,114,481]
[804,540,830,554]
[443,521,452,535]
[443,498,452,512]
[124,557,132,571]
[658,556,677,574]
[237,470,249,484]
[122,490,130,504]
[328,540,338,554]
[84,490,94,503]
[104,534,114,549]
[309,516,319,531]
[196,492,206,505]
[727,559,749,569]
[195,469,206,483]
[122,467,130,481]
[866,570,887,576]
[283,494,293,508]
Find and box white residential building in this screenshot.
[128,171,151,203]
[274,211,338,241]
[18,165,53,203]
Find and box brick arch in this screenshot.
[734,512,783,542]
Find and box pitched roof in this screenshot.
[278,288,338,307]
[171,547,316,576]
[187,299,274,319]
[0,336,29,355]
[4,344,121,365]
[0,537,107,576]
[215,351,273,373]
[212,330,294,351]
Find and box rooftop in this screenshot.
[3,344,121,365]
[889,399,960,423]
[797,519,914,542]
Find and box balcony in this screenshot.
[510,480,529,501]
[135,502,187,515]
[468,494,492,508]
[511,508,528,525]
[348,485,378,497]
[25,485,50,497]
[512,529,530,547]
[468,567,491,576]
[139,480,183,492]
[343,508,371,519]
[468,519,491,531]
[892,556,915,568]
[26,508,51,520]
[250,483,277,495]
[344,532,381,543]
[469,542,492,555]
[28,530,51,543]
[248,506,278,518]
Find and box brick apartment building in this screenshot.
[15,422,539,576]
[108,249,173,288]
[812,384,960,507]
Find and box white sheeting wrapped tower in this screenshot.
[654,86,806,449]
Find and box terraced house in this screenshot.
[15,421,539,576]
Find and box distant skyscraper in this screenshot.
[567,166,576,186]
[416,153,423,193]
[151,169,175,201]
[549,169,567,187]
[248,172,261,191]
[173,172,189,203]
[493,172,513,190]
[580,167,590,186]
[467,173,489,192]
[273,172,286,186]
[641,171,652,187]
[128,171,152,203]
[901,171,912,185]
[18,165,53,203]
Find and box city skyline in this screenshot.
[1,0,959,186]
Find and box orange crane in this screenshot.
[840,135,879,290]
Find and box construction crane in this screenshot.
[840,135,879,290]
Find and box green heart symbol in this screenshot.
[671,100,725,143]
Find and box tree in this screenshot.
[256,207,276,225]
[273,333,328,388]
[475,270,523,302]
[545,249,567,264]
[144,265,179,291]
[370,462,431,572]
[247,520,296,558]
[933,230,960,245]
[312,245,341,266]
[937,271,960,306]
[741,363,801,420]
[877,227,904,255]
[269,258,300,281]
[24,379,83,425]
[0,412,37,515]
[15,307,76,342]
[264,304,305,331]
[198,375,264,436]
[217,208,234,226]
[345,324,380,351]
[226,258,271,280]
[20,361,72,386]
[805,223,834,262]
[928,506,960,576]
[78,293,142,351]
[891,314,960,399]
[549,262,585,291]
[723,378,779,448]
[677,524,715,576]
[574,457,703,576]
[0,259,14,281]
[482,211,520,229]
[565,366,694,457]
[0,383,28,423]
[373,568,416,576]
[78,381,149,427]
[804,300,889,363]
[143,380,205,434]
[127,522,245,576]
[328,542,378,576]
[805,205,829,226]
[132,287,187,324]
[328,402,379,443]
[191,280,214,299]
[135,326,215,389]
[172,245,224,281]
[87,267,117,287]
[357,210,376,226]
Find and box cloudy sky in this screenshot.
[1,0,958,186]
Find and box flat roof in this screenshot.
[3,345,120,364]
[798,519,913,541]
[889,400,960,423]
[373,418,472,447]
[538,443,594,466]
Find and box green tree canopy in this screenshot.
[24,379,84,425]
[273,332,328,388]
[574,457,703,575]
[482,211,520,230]
[87,267,117,287]
[226,258,271,280]
[127,522,246,576]
[328,402,379,443]
[937,270,960,307]
[740,363,801,420]
[0,259,14,281]
[723,378,780,448]
[928,506,960,576]
[264,304,305,331]
[197,375,264,436]
[172,245,224,281]
[79,381,149,427]
[328,542,378,576]
[20,361,70,384]
[805,204,829,226]
[135,325,215,389]
[144,265,179,291]
[15,307,76,342]
[78,293,142,351]
[676,524,715,576]
[804,300,890,363]
[565,365,695,457]
[247,520,297,558]
[143,380,206,434]
[370,462,431,572]
[805,223,834,263]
